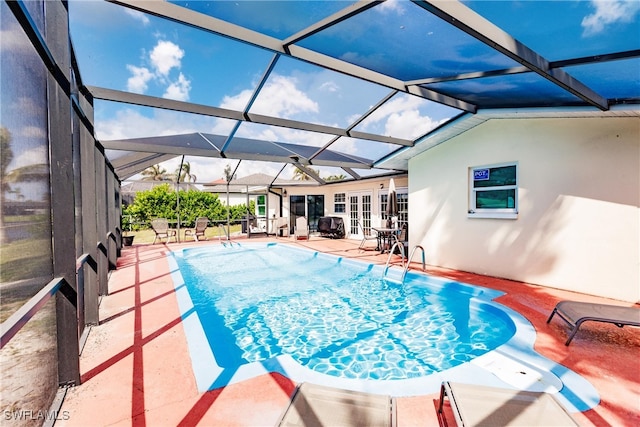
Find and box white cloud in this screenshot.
[319,81,339,93]
[12,146,48,170]
[361,95,445,139]
[220,74,319,118]
[246,75,319,117]
[19,125,48,139]
[124,9,150,26]
[150,40,184,76]
[377,0,405,15]
[95,108,210,141]
[582,0,640,36]
[384,109,441,139]
[126,65,154,93]
[220,88,252,111]
[163,73,191,101]
[0,21,33,53]
[126,40,191,100]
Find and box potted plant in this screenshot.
[122,214,135,246]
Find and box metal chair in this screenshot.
[358,221,377,250]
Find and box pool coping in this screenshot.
[167,242,600,413]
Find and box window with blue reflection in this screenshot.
[469,163,518,219]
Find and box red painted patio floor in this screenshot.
[58,236,639,426]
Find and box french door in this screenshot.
[348,191,372,239]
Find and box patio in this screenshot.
[57,236,639,426]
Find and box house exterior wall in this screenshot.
[284,175,409,235]
[409,117,639,303]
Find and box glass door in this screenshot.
[306,195,324,232]
[348,192,372,239]
[289,195,305,235]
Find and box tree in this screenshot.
[293,167,318,181]
[325,174,347,182]
[122,184,254,231]
[141,164,169,181]
[0,127,12,244]
[223,164,236,182]
[175,161,196,183]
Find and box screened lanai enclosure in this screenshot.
[1,0,638,423]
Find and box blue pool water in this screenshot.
[174,243,515,381]
[170,243,600,411]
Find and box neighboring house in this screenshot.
[201,174,286,206]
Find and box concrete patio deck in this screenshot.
[58,235,639,426]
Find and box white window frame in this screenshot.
[334,192,346,213]
[468,162,518,219]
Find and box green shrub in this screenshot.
[122,184,256,229]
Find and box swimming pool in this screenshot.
[169,243,599,412]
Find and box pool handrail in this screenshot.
[402,245,426,282]
[384,241,406,278]
[217,223,230,241]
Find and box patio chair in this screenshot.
[184,217,208,241]
[277,382,396,427]
[358,221,377,250]
[150,218,177,244]
[391,223,408,256]
[293,216,309,240]
[274,217,289,238]
[547,300,640,345]
[438,381,578,426]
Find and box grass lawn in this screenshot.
[125,224,243,244]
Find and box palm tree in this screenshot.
[141,164,169,181]
[0,127,12,244]
[223,164,236,182]
[325,174,347,182]
[293,167,318,181]
[175,162,196,183]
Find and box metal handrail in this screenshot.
[218,223,230,241]
[0,252,93,349]
[402,245,426,282]
[1,277,70,349]
[383,241,406,278]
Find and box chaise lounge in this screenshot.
[438,381,578,426]
[547,300,640,346]
[277,382,396,427]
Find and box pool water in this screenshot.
[174,243,515,381]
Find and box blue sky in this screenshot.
[67,0,640,183]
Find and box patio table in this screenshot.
[372,227,400,254]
